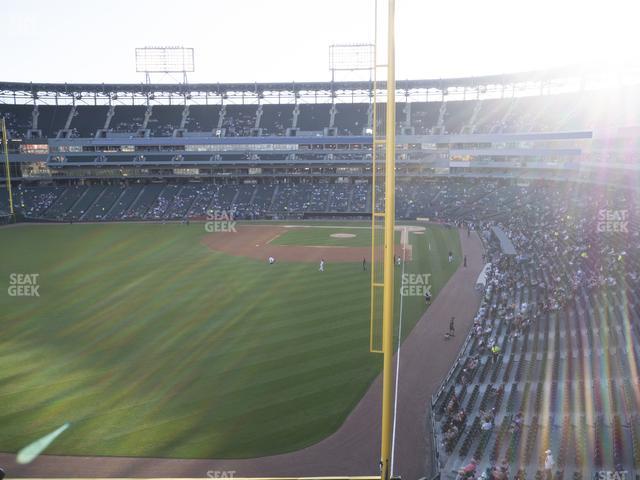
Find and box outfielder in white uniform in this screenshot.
[319,259,325,272]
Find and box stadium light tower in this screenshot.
[329,43,375,83]
[135,46,195,84]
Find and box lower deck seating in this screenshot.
[431,184,640,479]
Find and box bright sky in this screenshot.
[4,0,638,84]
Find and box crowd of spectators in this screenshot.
[433,182,640,479]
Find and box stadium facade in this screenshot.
[1,66,639,221]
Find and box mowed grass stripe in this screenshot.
[0,222,460,458]
[95,358,372,443]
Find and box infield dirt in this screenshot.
[201,225,409,262]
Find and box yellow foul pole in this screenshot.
[2,117,14,216]
[380,0,396,479]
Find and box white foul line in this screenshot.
[390,227,407,476]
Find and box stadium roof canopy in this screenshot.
[0,65,590,93]
[1,63,638,105]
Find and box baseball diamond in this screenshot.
[0,222,460,466]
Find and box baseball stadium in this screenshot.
[1,2,640,480]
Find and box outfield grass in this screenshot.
[0,222,460,459]
[270,227,400,248]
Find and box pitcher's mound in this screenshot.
[330,233,356,238]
